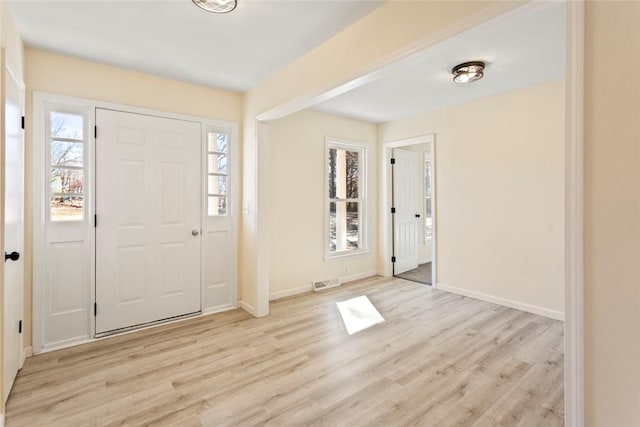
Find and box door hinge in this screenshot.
[18,320,22,334]
[94,303,97,316]
[21,116,25,130]
[391,207,396,214]
[94,214,97,228]
[390,158,396,165]
[391,256,396,263]
[94,125,97,139]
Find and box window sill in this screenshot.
[324,249,370,262]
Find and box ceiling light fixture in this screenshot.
[192,0,237,13]
[451,61,485,84]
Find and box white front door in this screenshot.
[95,109,202,334]
[3,64,25,401]
[392,148,419,275]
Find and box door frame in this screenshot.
[32,92,238,353]
[382,135,435,284]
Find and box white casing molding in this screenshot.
[436,282,565,321]
[381,135,436,279]
[565,0,585,425]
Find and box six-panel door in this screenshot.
[95,109,202,334]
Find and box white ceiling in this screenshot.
[313,2,566,123]
[9,0,382,92]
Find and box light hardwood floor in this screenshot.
[6,276,564,426]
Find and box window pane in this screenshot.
[208,196,227,216]
[328,148,359,199]
[51,140,83,167]
[425,160,433,240]
[208,153,227,175]
[345,151,359,199]
[50,196,83,221]
[208,132,228,153]
[328,148,337,199]
[208,175,227,196]
[329,201,359,252]
[329,201,337,252]
[51,168,83,194]
[346,201,360,250]
[50,112,83,140]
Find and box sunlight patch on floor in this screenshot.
[336,295,385,335]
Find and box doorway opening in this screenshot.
[386,135,435,287]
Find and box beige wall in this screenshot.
[22,49,243,349]
[12,2,640,424]
[584,2,640,425]
[267,109,378,296]
[380,79,565,316]
[0,1,24,413]
[240,1,509,314]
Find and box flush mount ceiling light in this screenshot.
[451,61,485,84]
[192,0,237,13]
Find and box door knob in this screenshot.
[4,251,20,262]
[191,229,200,236]
[415,214,421,218]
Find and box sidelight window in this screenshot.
[207,131,229,216]
[424,153,433,242]
[48,111,86,221]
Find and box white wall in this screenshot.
[267,109,378,299]
[380,79,565,318]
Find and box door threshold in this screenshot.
[95,311,201,339]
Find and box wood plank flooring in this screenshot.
[6,277,564,426]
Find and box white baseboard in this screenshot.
[269,271,379,301]
[238,300,258,317]
[377,269,389,277]
[1,413,4,427]
[418,258,431,264]
[20,346,32,368]
[202,304,237,316]
[436,283,565,321]
[341,270,378,283]
[269,285,313,301]
[40,336,91,354]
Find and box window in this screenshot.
[48,110,86,221]
[326,140,366,257]
[424,153,433,243]
[207,130,229,215]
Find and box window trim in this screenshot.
[324,138,368,261]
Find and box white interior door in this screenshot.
[393,148,419,275]
[4,64,25,400]
[95,109,202,334]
